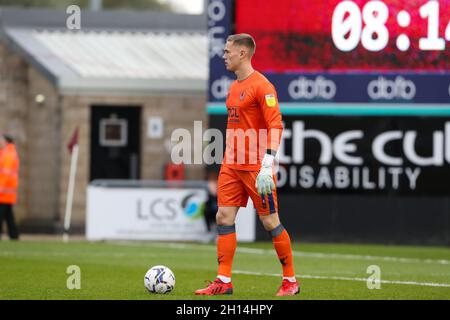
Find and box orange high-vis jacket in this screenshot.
[0,143,20,204]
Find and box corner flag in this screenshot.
[63,127,80,242]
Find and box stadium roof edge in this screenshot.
[0,8,208,95]
[0,7,207,31]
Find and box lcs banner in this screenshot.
[276,116,450,195]
[86,187,208,241]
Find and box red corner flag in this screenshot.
[67,127,79,154]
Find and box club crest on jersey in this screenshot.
[240,91,245,101]
[265,94,276,107]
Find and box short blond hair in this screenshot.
[227,33,256,56]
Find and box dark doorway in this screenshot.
[90,106,141,181]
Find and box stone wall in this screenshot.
[58,93,208,230]
[0,41,29,225]
[24,67,61,231]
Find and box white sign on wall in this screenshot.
[147,117,163,139]
[86,185,255,242]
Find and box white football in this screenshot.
[144,265,176,294]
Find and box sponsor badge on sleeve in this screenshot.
[265,94,276,107]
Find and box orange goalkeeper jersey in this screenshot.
[223,71,283,171]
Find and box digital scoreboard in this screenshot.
[235,0,450,71]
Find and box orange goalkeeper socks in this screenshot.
[271,224,296,278]
[217,224,237,278]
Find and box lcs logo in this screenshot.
[181,193,205,220]
[367,76,416,100]
[137,198,177,220]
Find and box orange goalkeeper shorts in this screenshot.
[217,165,278,215]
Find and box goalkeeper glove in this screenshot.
[255,153,275,195]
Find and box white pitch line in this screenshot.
[233,270,450,288]
[236,247,450,265]
[115,241,450,266]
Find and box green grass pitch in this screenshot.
[0,239,449,300]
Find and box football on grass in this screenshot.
[144,265,176,294]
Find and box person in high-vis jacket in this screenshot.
[0,134,20,240]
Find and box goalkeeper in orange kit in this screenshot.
[195,34,299,296]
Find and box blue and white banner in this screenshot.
[267,73,450,104]
[209,72,450,104]
[207,0,234,102]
